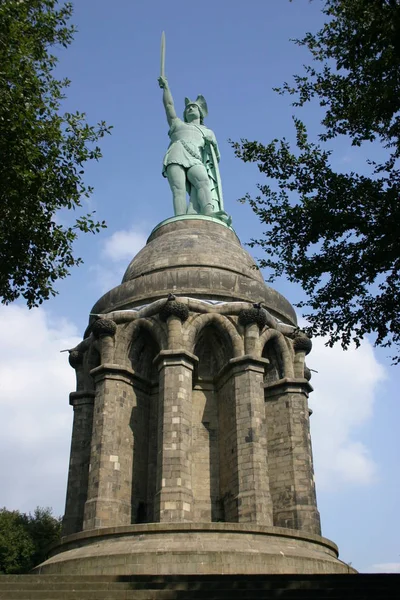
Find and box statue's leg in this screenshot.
[166,164,187,215]
[187,187,200,214]
[187,165,213,216]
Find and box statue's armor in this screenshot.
[162,118,211,175]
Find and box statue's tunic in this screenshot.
[162,118,213,176]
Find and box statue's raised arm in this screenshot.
[158,33,231,226]
[158,77,176,127]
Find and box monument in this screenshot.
[34,37,354,576]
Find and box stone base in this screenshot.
[34,523,356,575]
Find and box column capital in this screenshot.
[90,363,134,383]
[264,377,313,398]
[217,354,269,384]
[229,355,270,370]
[69,390,96,407]
[89,363,152,391]
[154,349,199,371]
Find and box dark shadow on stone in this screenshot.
[262,339,284,385]
[193,323,236,522]
[129,327,160,524]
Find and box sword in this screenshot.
[160,31,166,78]
[209,143,224,211]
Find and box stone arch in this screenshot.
[128,317,167,350]
[115,318,167,367]
[186,313,243,359]
[260,329,294,381]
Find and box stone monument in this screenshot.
[34,38,354,576]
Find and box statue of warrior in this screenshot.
[158,75,230,225]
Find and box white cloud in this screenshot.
[0,305,80,516]
[102,226,148,262]
[91,225,150,293]
[371,563,400,573]
[89,263,124,295]
[307,334,386,489]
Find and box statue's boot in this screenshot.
[203,203,215,216]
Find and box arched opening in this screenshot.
[128,327,160,524]
[262,339,284,386]
[262,335,295,528]
[194,323,231,379]
[192,322,234,522]
[129,327,159,382]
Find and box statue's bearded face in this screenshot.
[184,104,201,122]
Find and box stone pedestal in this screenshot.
[35,523,356,576]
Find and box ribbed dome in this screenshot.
[91,217,297,325]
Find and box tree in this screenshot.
[232,0,400,362]
[0,510,34,574]
[0,507,61,573]
[24,507,62,569]
[0,1,111,308]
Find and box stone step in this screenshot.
[0,591,379,600]
[1,573,398,586]
[0,574,398,600]
[0,592,398,600]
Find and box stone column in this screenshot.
[292,331,313,379]
[228,355,273,525]
[264,378,321,535]
[62,390,95,536]
[239,306,268,356]
[154,349,198,522]
[83,364,137,530]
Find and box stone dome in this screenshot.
[91,216,297,325]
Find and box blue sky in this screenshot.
[0,0,399,574]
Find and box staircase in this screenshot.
[0,574,399,600]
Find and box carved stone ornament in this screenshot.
[68,350,84,369]
[304,365,312,381]
[159,295,189,322]
[293,332,312,355]
[238,305,268,329]
[92,318,117,339]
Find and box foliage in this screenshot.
[0,0,111,308]
[232,0,400,361]
[24,507,62,569]
[0,510,34,574]
[0,507,61,574]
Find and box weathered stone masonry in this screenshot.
[41,218,354,576]
[63,295,320,537]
